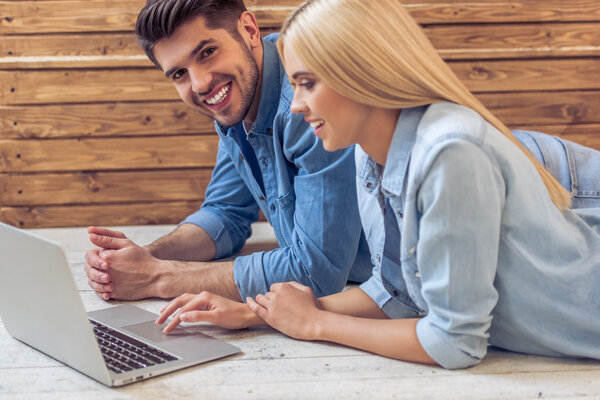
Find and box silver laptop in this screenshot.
[0,222,240,386]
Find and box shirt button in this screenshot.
[260,158,268,167]
[392,290,399,297]
[408,246,416,255]
[376,254,381,263]
[270,204,276,213]
[267,128,273,134]
[239,154,244,161]
[365,182,373,190]
[258,196,265,201]
[414,271,421,278]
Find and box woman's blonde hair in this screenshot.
[278,0,571,210]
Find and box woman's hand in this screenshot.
[157,292,263,333]
[247,281,324,341]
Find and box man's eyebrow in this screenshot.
[164,38,216,78]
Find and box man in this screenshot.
[83,0,372,302]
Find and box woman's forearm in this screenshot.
[313,310,437,365]
[317,287,389,319]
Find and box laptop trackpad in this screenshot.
[122,321,194,343]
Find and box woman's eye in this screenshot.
[298,81,314,89]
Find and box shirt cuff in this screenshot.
[180,208,234,260]
[360,276,392,309]
[416,317,484,369]
[233,252,269,299]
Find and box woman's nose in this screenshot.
[290,93,307,114]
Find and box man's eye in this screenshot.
[201,47,216,58]
[172,69,186,80]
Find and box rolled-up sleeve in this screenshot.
[234,113,366,299]
[182,138,260,259]
[414,140,504,369]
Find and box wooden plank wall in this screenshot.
[1,0,600,228]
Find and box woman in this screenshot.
[157,0,600,368]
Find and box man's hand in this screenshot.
[157,292,264,333]
[84,226,167,300]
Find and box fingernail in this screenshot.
[101,262,107,270]
[180,313,188,322]
[102,274,108,283]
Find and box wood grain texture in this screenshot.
[3,22,599,69]
[0,102,215,139]
[0,135,219,172]
[2,1,599,35]
[1,0,599,227]
[3,59,599,105]
[0,201,204,228]
[0,168,212,205]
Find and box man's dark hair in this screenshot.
[136,0,248,69]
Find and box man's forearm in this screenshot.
[146,223,217,262]
[156,259,242,301]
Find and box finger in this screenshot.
[178,310,218,324]
[88,226,128,239]
[286,281,308,291]
[87,278,113,293]
[156,294,194,324]
[85,249,109,271]
[89,233,131,250]
[247,297,269,321]
[83,263,111,284]
[95,290,111,301]
[254,293,270,308]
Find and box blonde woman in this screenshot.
[158,0,600,368]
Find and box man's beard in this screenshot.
[193,42,259,128]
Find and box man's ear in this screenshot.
[238,11,261,49]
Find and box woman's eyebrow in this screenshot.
[291,71,314,80]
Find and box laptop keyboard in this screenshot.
[90,320,178,374]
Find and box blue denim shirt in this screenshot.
[358,103,600,369]
[182,35,371,299]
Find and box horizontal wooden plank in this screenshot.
[0,135,219,172]
[404,0,600,25]
[0,68,175,105]
[0,102,215,139]
[0,33,153,69]
[479,90,600,125]
[450,58,600,93]
[3,59,599,105]
[3,23,599,69]
[0,168,212,206]
[426,22,600,60]
[2,1,599,35]
[0,200,204,228]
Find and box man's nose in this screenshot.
[188,67,212,94]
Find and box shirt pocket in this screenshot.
[277,188,296,210]
[559,138,600,208]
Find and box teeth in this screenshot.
[206,84,230,105]
[310,120,324,128]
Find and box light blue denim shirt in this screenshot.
[358,102,600,369]
[182,35,371,299]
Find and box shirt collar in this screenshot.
[380,106,426,196]
[215,38,282,137]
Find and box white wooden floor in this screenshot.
[1,223,599,399]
